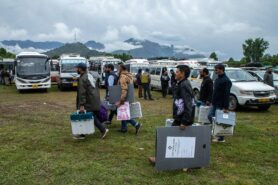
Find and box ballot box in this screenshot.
[215,110,236,125]
[198,106,211,124]
[155,125,211,171]
[212,110,236,136]
[108,84,134,104]
[70,112,95,135]
[130,102,143,119]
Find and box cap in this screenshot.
[75,63,87,70]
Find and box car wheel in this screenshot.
[193,89,200,100]
[229,95,238,111]
[258,105,271,111]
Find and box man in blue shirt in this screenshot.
[104,64,118,125]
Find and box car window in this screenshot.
[191,69,199,78]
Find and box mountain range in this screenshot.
[0,38,206,59]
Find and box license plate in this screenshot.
[258,98,270,103]
[72,82,78,87]
[32,84,39,89]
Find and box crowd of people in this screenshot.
[73,61,235,144]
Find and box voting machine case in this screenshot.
[155,125,211,171]
[108,84,135,104]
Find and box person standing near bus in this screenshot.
[141,68,154,100]
[160,68,170,98]
[136,69,143,98]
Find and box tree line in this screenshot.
[210,38,277,67]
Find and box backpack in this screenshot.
[141,73,149,84]
[98,104,108,122]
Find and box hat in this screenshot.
[76,63,87,70]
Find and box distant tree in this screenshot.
[209,52,218,61]
[113,53,133,62]
[51,55,60,59]
[242,38,269,63]
[228,57,235,63]
[0,48,15,58]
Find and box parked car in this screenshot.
[246,70,278,101]
[191,68,276,111]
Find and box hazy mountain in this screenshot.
[85,40,105,50]
[113,38,205,59]
[44,42,105,57]
[1,40,63,50]
[0,38,206,59]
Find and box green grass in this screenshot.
[0,85,277,185]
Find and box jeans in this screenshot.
[208,106,224,141]
[121,119,138,131]
[142,83,152,99]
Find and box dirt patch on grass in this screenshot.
[0,101,71,115]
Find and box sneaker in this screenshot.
[135,123,142,135]
[149,98,154,101]
[117,129,127,133]
[101,129,109,139]
[73,134,86,140]
[212,138,226,143]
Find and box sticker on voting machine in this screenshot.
[223,113,229,119]
[165,137,196,158]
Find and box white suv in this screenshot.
[191,68,276,111]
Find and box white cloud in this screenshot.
[0,26,28,40]
[103,41,142,52]
[37,22,81,42]
[215,22,261,34]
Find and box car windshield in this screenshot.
[17,57,49,76]
[61,59,86,73]
[226,70,257,82]
[255,71,278,81]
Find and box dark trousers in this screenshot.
[93,111,106,133]
[108,110,117,122]
[172,119,193,126]
[142,83,152,99]
[161,85,168,98]
[138,85,143,98]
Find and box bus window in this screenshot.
[156,68,161,75]
[150,68,156,75]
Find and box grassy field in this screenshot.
[0,85,277,185]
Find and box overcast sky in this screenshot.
[0,0,277,59]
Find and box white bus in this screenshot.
[89,57,122,87]
[14,52,51,91]
[57,54,87,90]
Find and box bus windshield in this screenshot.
[17,57,50,76]
[61,59,86,73]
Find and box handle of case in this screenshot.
[77,110,87,114]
